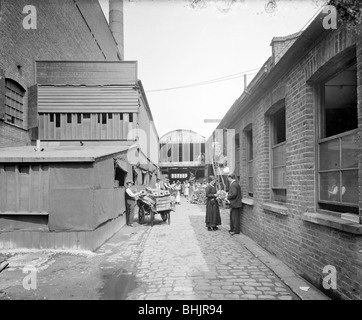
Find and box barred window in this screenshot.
[5,79,25,128]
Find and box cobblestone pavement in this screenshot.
[1,197,327,300]
[115,197,299,300]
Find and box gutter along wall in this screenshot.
[213,11,362,299]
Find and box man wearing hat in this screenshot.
[125,180,141,227]
[226,173,242,235]
[163,178,173,192]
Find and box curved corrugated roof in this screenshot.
[159,129,206,143]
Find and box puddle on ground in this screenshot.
[99,268,137,300]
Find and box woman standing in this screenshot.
[175,181,181,204]
[205,175,221,231]
[184,181,190,201]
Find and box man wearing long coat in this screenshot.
[227,173,242,235]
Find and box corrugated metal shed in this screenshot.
[38,86,139,113]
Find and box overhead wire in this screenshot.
[146,68,259,93]
[146,1,329,94]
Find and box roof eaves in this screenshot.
[215,10,330,133]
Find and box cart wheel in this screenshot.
[138,206,145,224]
[150,209,154,227]
[167,211,171,225]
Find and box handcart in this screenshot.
[137,189,173,226]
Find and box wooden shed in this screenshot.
[0,145,145,251]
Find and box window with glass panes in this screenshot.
[5,79,25,127]
[234,133,240,182]
[246,129,253,197]
[318,63,358,214]
[271,106,286,202]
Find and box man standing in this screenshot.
[125,180,141,227]
[227,173,242,235]
[164,178,173,192]
[155,178,162,190]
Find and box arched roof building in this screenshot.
[159,129,206,181]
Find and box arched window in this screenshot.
[5,79,25,128]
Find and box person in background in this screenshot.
[155,178,162,190]
[164,178,172,192]
[184,181,190,201]
[125,180,142,227]
[175,180,181,204]
[181,181,185,196]
[164,178,175,207]
[328,176,346,201]
[226,173,242,235]
[205,175,221,231]
[189,181,194,203]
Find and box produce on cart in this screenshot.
[137,188,173,226]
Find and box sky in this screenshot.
[100,0,326,139]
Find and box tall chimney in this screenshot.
[109,0,124,60]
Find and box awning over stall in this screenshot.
[114,158,128,172]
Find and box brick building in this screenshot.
[212,11,362,300]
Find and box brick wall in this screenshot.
[358,37,362,219]
[0,122,31,146]
[0,0,120,147]
[230,26,362,300]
